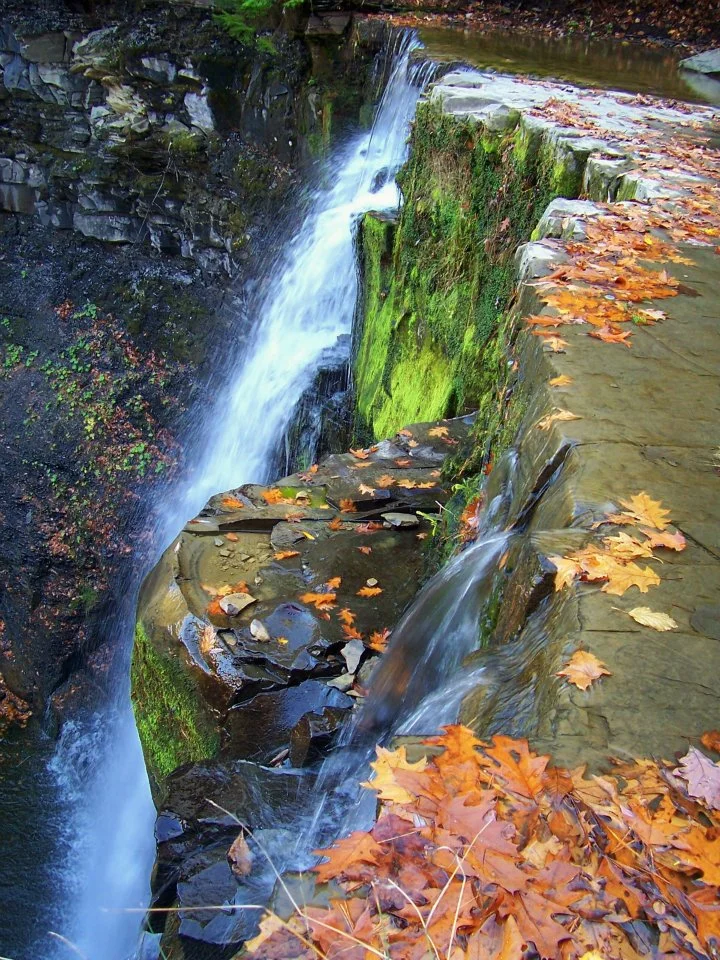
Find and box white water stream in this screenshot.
[41,33,432,960]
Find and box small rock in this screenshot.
[327,674,355,693]
[249,619,271,642]
[254,574,263,586]
[218,593,256,616]
[341,639,364,674]
[214,537,224,547]
[218,548,231,557]
[366,578,378,588]
[381,512,419,529]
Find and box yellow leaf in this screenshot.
[602,532,653,561]
[626,607,678,631]
[639,527,686,551]
[548,555,581,591]
[602,562,661,596]
[549,375,573,387]
[428,425,449,437]
[361,745,427,804]
[537,410,581,430]
[557,650,611,690]
[608,492,671,531]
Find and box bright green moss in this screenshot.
[131,623,219,784]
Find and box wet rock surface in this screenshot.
[136,416,471,955]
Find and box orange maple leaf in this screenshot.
[349,448,370,460]
[299,592,337,611]
[357,585,383,598]
[338,608,356,626]
[221,495,245,510]
[368,628,390,652]
[339,498,357,513]
[262,488,288,504]
[325,576,342,591]
[342,624,363,641]
[274,550,300,560]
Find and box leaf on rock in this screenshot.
[358,483,376,496]
[221,495,245,510]
[557,650,611,690]
[357,545,372,555]
[601,562,660,596]
[274,550,300,560]
[639,527,686,551]
[537,410,581,430]
[368,628,390,652]
[328,516,344,531]
[609,492,671,530]
[350,447,370,460]
[589,323,632,347]
[313,831,383,884]
[338,608,356,626]
[626,607,678,631]
[341,624,363,641]
[545,336,568,352]
[674,747,720,811]
[549,374,573,386]
[361,745,427,804]
[428,425,449,437]
[603,531,654,560]
[375,474,395,487]
[548,555,582,590]
[325,576,342,590]
[339,498,356,513]
[227,831,253,878]
[262,488,290,504]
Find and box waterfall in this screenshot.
[33,32,433,960]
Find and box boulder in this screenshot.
[679,48,720,77]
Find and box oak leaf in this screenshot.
[357,545,372,555]
[338,608,355,626]
[341,624,363,641]
[328,516,344,531]
[674,747,720,811]
[548,555,581,590]
[601,561,660,595]
[589,323,632,347]
[625,607,677,631]
[325,576,342,590]
[339,498,356,513]
[549,374,573,386]
[671,827,720,884]
[608,492,671,530]
[557,650,611,690]
[428,425,449,437]
[368,628,390,652]
[274,550,300,560]
[362,745,427,804]
[639,527,686,551]
[299,592,337,611]
[313,831,383,884]
[357,585,382,597]
[700,730,720,753]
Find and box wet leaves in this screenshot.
[273,550,300,560]
[298,591,337,611]
[674,748,720,811]
[556,650,611,690]
[537,409,581,430]
[357,585,383,598]
[221,495,245,510]
[250,725,720,960]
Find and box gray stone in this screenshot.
[680,48,720,77]
[72,213,148,243]
[381,512,419,529]
[184,90,214,132]
[19,33,69,63]
[0,182,37,215]
[137,56,177,85]
[218,593,257,616]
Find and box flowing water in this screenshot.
[2,31,433,960]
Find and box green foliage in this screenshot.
[214,0,304,45]
[131,623,219,783]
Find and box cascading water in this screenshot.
[25,32,433,960]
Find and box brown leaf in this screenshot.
[358,483,375,496]
[609,492,671,531]
[557,650,611,690]
[342,624,363,641]
[537,410,581,430]
[262,488,290,504]
[549,374,573,387]
[375,474,395,487]
[639,527,686,551]
[357,545,372,555]
[367,628,390,652]
[339,498,356,513]
[349,447,370,460]
[700,730,720,753]
[328,516,344,531]
[313,831,383,884]
[227,832,253,878]
[589,323,632,347]
[221,495,245,510]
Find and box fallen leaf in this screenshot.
[549,375,573,387]
[537,410,581,430]
[608,493,671,531]
[357,546,372,555]
[221,496,245,510]
[342,624,363,642]
[376,474,396,487]
[589,324,633,347]
[545,336,568,352]
[299,592,337,611]
[395,458,412,467]
[625,607,678,631]
[274,550,300,560]
[602,562,661,596]
[428,425,449,437]
[325,576,342,590]
[639,527,686,551]
[548,555,582,590]
[674,747,720,811]
[228,832,253,878]
[603,531,653,560]
[557,650,611,690]
[368,628,391,652]
[700,730,720,753]
[357,586,383,598]
[262,488,289,504]
[350,448,370,460]
[358,484,376,496]
[328,517,344,531]
[339,498,356,513]
[338,608,356,626]
[361,745,427,804]
[357,522,384,534]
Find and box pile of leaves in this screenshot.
[247,725,720,960]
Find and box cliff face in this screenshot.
[0,1,387,725]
